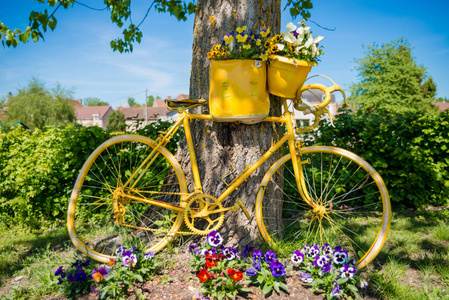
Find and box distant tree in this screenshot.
[421,76,437,99]
[146,95,161,107]
[6,78,75,130]
[127,97,140,107]
[349,38,438,116]
[106,110,126,131]
[436,97,449,103]
[83,97,109,106]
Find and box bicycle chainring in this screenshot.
[183,193,224,235]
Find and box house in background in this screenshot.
[435,102,449,111]
[293,89,338,127]
[117,94,189,130]
[75,105,113,129]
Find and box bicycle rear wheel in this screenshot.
[68,135,187,263]
[256,146,391,269]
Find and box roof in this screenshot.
[117,106,169,120]
[75,106,112,119]
[435,102,449,111]
[70,99,83,108]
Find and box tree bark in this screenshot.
[177,0,282,247]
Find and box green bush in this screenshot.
[306,109,449,209]
[0,125,110,228]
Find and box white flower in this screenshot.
[286,22,297,32]
[283,31,296,44]
[304,36,314,49]
[276,43,285,51]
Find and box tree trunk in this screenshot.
[177,0,282,247]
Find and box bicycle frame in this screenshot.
[122,97,318,213]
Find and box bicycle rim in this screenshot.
[67,135,187,263]
[256,146,391,269]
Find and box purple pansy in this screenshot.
[340,264,357,279]
[115,246,127,256]
[252,250,263,261]
[270,260,286,277]
[144,251,155,260]
[207,231,223,247]
[321,243,332,255]
[188,243,198,254]
[313,255,330,268]
[264,250,276,263]
[321,262,333,274]
[242,245,255,258]
[302,245,311,254]
[300,272,313,284]
[55,266,64,276]
[223,247,238,260]
[333,246,348,265]
[308,244,320,257]
[253,259,261,271]
[330,281,343,297]
[245,267,257,277]
[75,269,87,282]
[291,250,304,266]
[67,273,75,282]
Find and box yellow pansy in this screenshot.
[236,34,248,43]
[224,35,234,44]
[260,28,270,37]
[261,52,269,61]
[243,44,251,50]
[236,26,247,33]
[256,39,261,46]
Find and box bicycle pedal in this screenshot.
[236,198,251,220]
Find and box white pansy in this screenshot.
[304,36,314,48]
[283,31,296,44]
[314,36,324,44]
[276,43,285,51]
[286,22,297,32]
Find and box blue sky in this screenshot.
[1,0,448,108]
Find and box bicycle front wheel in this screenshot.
[256,146,391,269]
[68,135,187,263]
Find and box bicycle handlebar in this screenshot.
[294,75,347,115]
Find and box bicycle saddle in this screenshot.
[165,98,207,110]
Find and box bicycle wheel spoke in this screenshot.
[68,135,186,263]
[256,147,391,270]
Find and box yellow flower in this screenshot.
[224,35,234,44]
[261,52,269,61]
[214,44,222,51]
[236,34,248,43]
[256,39,261,46]
[270,44,279,53]
[243,44,251,50]
[237,26,247,33]
[260,28,271,37]
[207,51,216,59]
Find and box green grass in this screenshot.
[0,209,448,299]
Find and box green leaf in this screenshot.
[262,284,273,295]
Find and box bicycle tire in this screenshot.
[256,146,391,269]
[67,135,187,263]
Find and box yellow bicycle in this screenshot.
[67,80,391,270]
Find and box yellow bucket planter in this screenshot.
[267,55,317,99]
[209,59,270,124]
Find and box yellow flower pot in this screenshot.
[209,59,270,124]
[267,55,317,99]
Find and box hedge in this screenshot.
[305,109,449,210]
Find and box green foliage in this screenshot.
[135,119,184,153]
[127,97,140,107]
[349,38,438,117]
[307,108,449,209]
[83,97,109,106]
[1,0,312,53]
[0,125,110,228]
[106,110,126,131]
[5,78,76,130]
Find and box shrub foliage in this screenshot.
[306,109,449,209]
